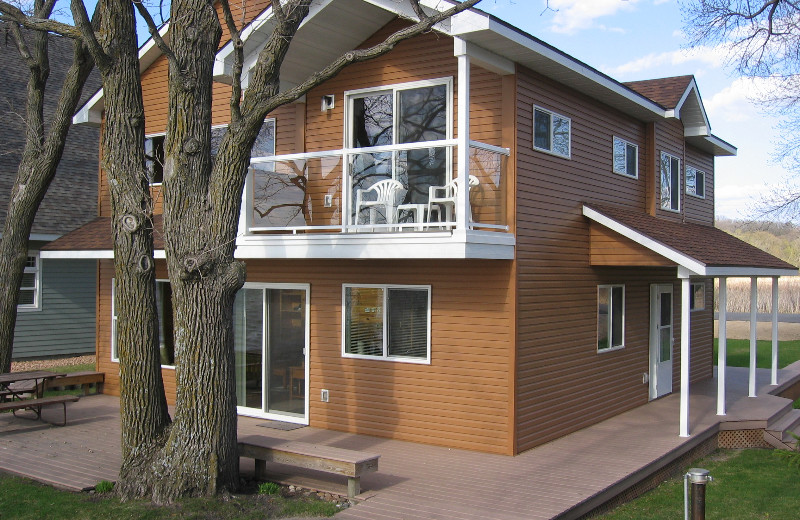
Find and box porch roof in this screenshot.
[39,216,164,259]
[583,204,798,277]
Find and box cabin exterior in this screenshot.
[45,0,796,455]
[2,32,100,360]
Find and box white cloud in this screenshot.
[705,76,784,123]
[607,45,727,77]
[547,0,640,35]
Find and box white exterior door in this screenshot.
[650,284,673,399]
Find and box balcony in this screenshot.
[235,140,514,259]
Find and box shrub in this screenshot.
[258,481,282,495]
[94,480,114,493]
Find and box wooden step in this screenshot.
[764,408,800,449]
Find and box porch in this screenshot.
[2,364,799,519]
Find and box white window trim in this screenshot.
[533,105,571,159]
[597,284,625,353]
[341,283,432,364]
[660,151,681,213]
[612,136,638,178]
[690,282,706,311]
[685,165,706,199]
[110,278,176,369]
[18,251,41,312]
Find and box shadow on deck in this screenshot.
[2,363,799,519]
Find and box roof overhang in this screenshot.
[583,205,797,278]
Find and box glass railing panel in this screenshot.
[468,144,508,231]
[250,154,343,233]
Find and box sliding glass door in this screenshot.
[234,284,309,423]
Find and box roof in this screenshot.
[624,76,695,110]
[583,204,797,277]
[40,216,164,258]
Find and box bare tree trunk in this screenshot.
[0,17,95,372]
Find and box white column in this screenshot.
[717,277,727,416]
[772,276,780,386]
[680,277,691,437]
[456,49,470,231]
[749,277,758,397]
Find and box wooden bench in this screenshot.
[238,435,380,498]
[0,395,80,426]
[46,371,104,395]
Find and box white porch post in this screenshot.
[455,40,470,231]
[717,277,727,416]
[680,276,691,437]
[772,276,780,385]
[749,277,758,397]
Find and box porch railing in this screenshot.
[245,140,509,235]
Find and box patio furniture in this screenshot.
[46,371,104,396]
[238,434,380,498]
[0,371,78,426]
[396,202,430,231]
[427,175,480,225]
[354,179,404,229]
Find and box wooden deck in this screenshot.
[2,364,799,518]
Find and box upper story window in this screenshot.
[533,106,571,158]
[346,78,452,215]
[612,136,638,178]
[660,152,681,212]
[18,252,41,311]
[597,284,624,352]
[686,165,706,199]
[145,134,165,185]
[342,284,431,364]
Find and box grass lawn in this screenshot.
[599,449,800,519]
[0,471,339,520]
[713,338,800,369]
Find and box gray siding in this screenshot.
[13,259,96,359]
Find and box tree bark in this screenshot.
[0,16,95,372]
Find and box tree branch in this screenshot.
[69,0,110,70]
[132,0,180,72]
[0,1,82,39]
[220,0,243,123]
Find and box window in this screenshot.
[347,79,451,221]
[613,137,638,178]
[597,285,624,352]
[660,152,681,212]
[690,283,705,311]
[111,279,175,367]
[343,285,430,363]
[686,166,705,198]
[533,106,571,158]
[144,134,165,185]
[18,252,41,311]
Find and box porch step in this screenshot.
[763,408,800,449]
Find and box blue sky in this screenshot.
[481,0,786,220]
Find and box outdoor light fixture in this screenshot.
[684,468,712,520]
[321,94,335,111]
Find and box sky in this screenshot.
[480,0,789,221]
[58,0,784,221]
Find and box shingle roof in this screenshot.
[623,76,694,110]
[585,204,797,271]
[42,216,165,251]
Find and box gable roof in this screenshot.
[583,204,797,277]
[624,76,694,110]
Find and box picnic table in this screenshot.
[0,371,78,426]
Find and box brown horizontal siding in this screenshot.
[589,222,675,267]
[684,144,714,225]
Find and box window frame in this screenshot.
[18,251,41,311]
[690,282,706,311]
[111,278,176,369]
[144,132,166,186]
[612,136,638,178]
[660,151,681,212]
[341,283,432,364]
[533,105,571,159]
[685,165,706,199]
[597,284,625,353]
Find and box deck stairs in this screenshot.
[763,405,800,450]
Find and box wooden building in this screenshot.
[44,0,796,455]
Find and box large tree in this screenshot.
[0,2,96,372]
[683,0,800,220]
[1,0,482,503]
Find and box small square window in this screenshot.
[613,137,638,178]
[533,106,571,158]
[690,283,705,311]
[598,285,624,352]
[686,166,706,198]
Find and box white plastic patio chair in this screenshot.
[427,175,480,225]
[354,179,404,229]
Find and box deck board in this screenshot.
[1,364,798,518]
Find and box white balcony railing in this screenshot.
[245,140,509,235]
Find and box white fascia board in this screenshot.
[706,135,737,156]
[40,250,114,259]
[29,233,62,241]
[73,23,171,126]
[453,39,514,75]
[674,80,712,132]
[214,6,275,82]
[582,205,707,276]
[704,266,798,278]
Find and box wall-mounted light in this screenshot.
[321,94,335,111]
